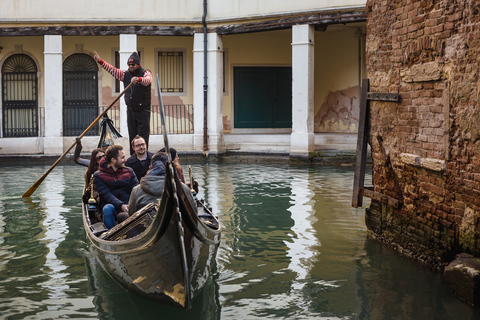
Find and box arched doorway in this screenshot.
[1,54,38,137]
[63,53,98,136]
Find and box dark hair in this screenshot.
[151,151,168,165]
[159,147,177,160]
[85,148,103,185]
[131,135,145,147]
[105,145,123,163]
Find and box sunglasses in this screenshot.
[96,154,104,159]
[128,63,136,66]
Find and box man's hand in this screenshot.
[131,77,139,84]
[93,51,101,62]
[121,204,129,212]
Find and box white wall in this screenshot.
[2,0,366,21]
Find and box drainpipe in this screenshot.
[355,28,364,106]
[202,0,208,153]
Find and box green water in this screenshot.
[0,163,478,319]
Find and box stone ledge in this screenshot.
[444,253,480,306]
[400,153,446,172]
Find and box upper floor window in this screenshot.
[158,51,184,93]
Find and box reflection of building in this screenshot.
[0,1,366,157]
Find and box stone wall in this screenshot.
[365,0,480,267]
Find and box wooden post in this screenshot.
[352,78,370,208]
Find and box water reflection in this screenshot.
[0,163,479,319]
[40,170,69,299]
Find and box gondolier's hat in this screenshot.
[128,52,140,65]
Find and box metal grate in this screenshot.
[102,104,193,135]
[1,54,38,137]
[151,104,193,134]
[158,52,184,92]
[63,54,99,136]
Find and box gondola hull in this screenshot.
[82,177,221,309]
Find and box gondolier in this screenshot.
[94,51,152,155]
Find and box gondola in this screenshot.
[80,78,221,310]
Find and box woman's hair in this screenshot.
[86,148,103,185]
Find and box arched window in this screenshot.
[1,54,38,137]
[63,53,98,136]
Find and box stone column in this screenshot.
[193,33,205,152]
[44,35,63,155]
[119,34,137,139]
[193,32,224,155]
[291,24,315,158]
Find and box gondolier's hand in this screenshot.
[121,204,128,212]
[131,77,139,84]
[93,51,101,63]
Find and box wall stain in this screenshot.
[314,86,359,133]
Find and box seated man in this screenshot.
[125,135,153,181]
[93,145,139,229]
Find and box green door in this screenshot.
[234,67,292,128]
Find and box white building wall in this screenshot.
[2,0,366,21]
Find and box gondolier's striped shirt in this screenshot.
[98,60,152,86]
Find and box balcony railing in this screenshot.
[104,104,193,135]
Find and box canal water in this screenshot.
[0,162,479,319]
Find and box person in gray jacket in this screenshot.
[128,151,167,216]
[128,150,197,216]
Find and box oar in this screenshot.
[23,82,134,197]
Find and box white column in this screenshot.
[119,34,137,139]
[291,25,315,157]
[207,33,224,155]
[44,35,63,155]
[193,33,205,152]
[193,32,224,155]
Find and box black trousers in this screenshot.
[127,108,151,155]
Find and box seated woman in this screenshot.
[74,138,105,188]
[75,140,105,205]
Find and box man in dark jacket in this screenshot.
[93,145,139,229]
[125,135,153,181]
[94,51,152,155]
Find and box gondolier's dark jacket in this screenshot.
[93,158,139,212]
[123,67,151,111]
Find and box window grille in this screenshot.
[1,54,38,137]
[158,52,184,92]
[63,54,99,136]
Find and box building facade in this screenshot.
[0,0,366,156]
[364,0,480,266]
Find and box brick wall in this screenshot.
[365,0,480,267]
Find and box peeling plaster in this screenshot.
[315,86,359,133]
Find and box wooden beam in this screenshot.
[359,188,401,208]
[216,11,366,35]
[0,25,195,37]
[352,78,370,208]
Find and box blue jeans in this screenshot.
[103,204,119,229]
[103,204,130,229]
